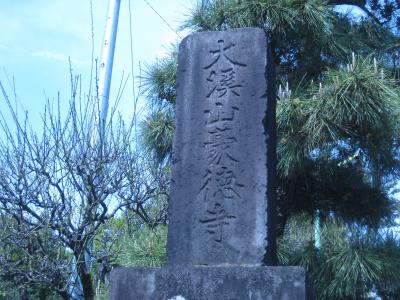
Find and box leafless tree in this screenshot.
[0,214,72,299]
[0,75,169,299]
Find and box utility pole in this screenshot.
[314,209,321,249]
[79,1,122,296]
[96,0,121,142]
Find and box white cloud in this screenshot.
[32,51,67,62]
[32,50,91,66]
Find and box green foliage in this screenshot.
[184,0,338,80]
[0,215,70,299]
[94,216,167,269]
[140,1,400,215]
[183,0,399,80]
[275,56,400,228]
[184,0,333,35]
[141,110,175,163]
[141,52,178,162]
[143,54,178,106]
[277,56,400,173]
[90,219,167,298]
[116,225,167,267]
[306,59,398,147]
[0,279,18,299]
[278,214,400,299]
[128,0,400,298]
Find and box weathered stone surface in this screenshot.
[167,27,276,267]
[110,266,313,300]
[109,28,314,300]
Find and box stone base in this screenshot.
[110,266,314,300]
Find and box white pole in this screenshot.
[84,0,121,278]
[97,0,121,140]
[314,209,321,249]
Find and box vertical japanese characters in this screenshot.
[199,39,247,243]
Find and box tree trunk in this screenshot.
[75,251,95,300]
[19,288,30,300]
[58,290,71,300]
[38,288,48,300]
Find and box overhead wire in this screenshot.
[143,0,182,38]
[128,0,138,147]
[129,0,182,149]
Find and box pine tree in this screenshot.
[141,1,400,298]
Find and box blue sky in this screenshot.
[0,1,366,128]
[0,0,192,127]
[1,1,399,233]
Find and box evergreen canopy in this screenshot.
[142,0,400,226]
[141,1,400,298]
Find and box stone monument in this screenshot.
[111,28,313,300]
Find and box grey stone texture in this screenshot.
[167,27,276,267]
[110,28,312,300]
[110,266,313,300]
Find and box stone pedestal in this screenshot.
[110,28,314,300]
[111,266,313,300]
